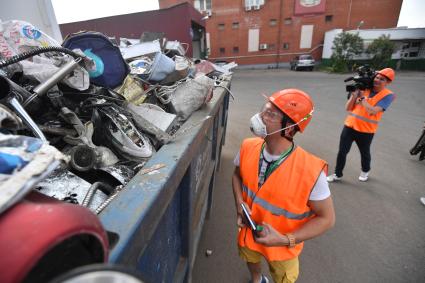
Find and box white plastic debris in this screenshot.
[170,74,214,121]
[165,40,187,56]
[120,40,162,60]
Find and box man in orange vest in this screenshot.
[232,89,335,283]
[327,68,396,182]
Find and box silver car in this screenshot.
[290,54,315,71]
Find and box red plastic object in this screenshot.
[0,191,108,283]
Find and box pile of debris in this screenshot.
[0,20,236,214]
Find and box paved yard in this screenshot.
[193,69,425,283]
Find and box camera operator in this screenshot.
[327,68,396,182]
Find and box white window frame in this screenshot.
[195,0,212,12]
[245,0,265,9]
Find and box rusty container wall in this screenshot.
[99,80,231,283]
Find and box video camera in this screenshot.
[344,65,376,93]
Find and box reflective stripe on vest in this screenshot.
[242,185,313,220]
[347,112,379,124]
[238,137,327,261]
[344,88,392,133]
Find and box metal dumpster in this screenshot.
[99,79,231,283]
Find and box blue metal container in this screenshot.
[100,80,231,282]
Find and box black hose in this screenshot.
[38,125,77,136]
[0,46,83,68]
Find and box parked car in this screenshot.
[214,60,230,67]
[290,54,315,71]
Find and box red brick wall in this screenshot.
[60,3,204,57]
[205,0,402,65]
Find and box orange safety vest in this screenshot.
[238,138,327,261]
[344,88,393,133]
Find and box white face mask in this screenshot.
[249,113,297,138]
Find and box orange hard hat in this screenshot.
[377,68,395,82]
[267,89,314,132]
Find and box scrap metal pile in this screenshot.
[0,20,236,214]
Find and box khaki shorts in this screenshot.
[239,246,299,283]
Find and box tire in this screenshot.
[309,67,314,71]
[410,131,425,155]
[50,264,145,283]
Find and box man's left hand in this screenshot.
[254,223,289,247]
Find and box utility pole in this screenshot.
[347,0,353,28]
[276,0,284,68]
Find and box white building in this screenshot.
[323,27,425,63]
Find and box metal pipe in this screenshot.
[347,0,353,28]
[0,75,46,140]
[8,97,47,141]
[276,0,284,68]
[70,145,97,172]
[23,58,82,107]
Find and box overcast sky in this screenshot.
[397,0,425,28]
[51,0,159,24]
[52,0,425,28]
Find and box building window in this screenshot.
[233,46,239,53]
[218,23,225,30]
[219,47,225,54]
[325,15,333,22]
[194,0,212,12]
[401,41,422,58]
[232,22,239,29]
[284,18,292,25]
[411,42,421,48]
[283,43,289,49]
[268,44,276,50]
[245,0,265,11]
[269,19,277,26]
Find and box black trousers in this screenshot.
[334,126,374,177]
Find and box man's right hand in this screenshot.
[351,89,361,98]
[237,214,245,228]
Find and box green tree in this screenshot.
[366,35,395,69]
[330,32,364,72]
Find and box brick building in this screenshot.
[59,3,206,58]
[160,0,403,66]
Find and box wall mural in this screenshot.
[294,0,326,15]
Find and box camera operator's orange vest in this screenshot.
[345,88,393,133]
[238,138,327,261]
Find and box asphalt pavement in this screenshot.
[192,68,425,283]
